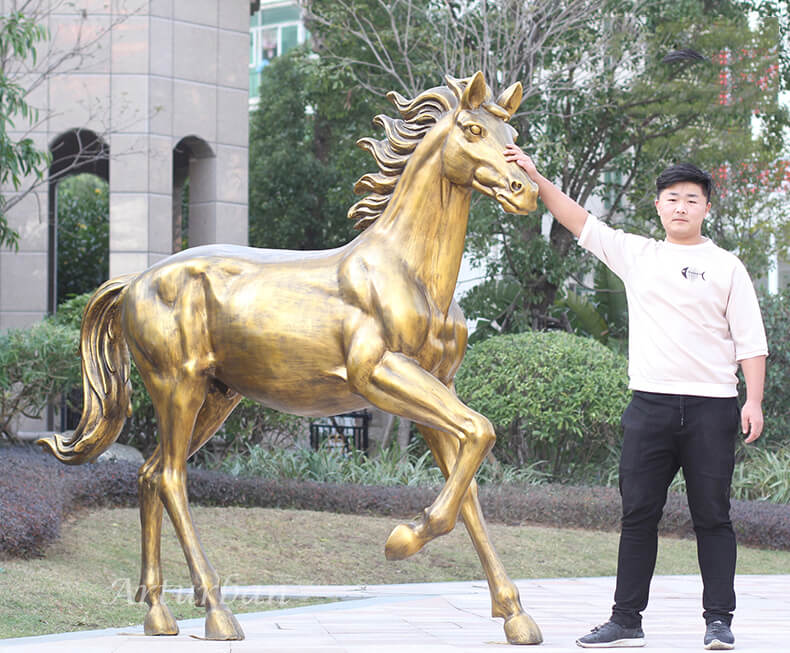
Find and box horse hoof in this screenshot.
[205,606,245,640]
[144,603,179,636]
[504,613,543,645]
[384,523,424,560]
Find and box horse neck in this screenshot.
[365,126,472,311]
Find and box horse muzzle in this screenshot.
[495,175,539,214]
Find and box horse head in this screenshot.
[441,71,538,214]
[349,72,538,230]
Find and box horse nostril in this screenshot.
[510,180,522,192]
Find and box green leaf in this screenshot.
[559,290,609,344]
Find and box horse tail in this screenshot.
[37,274,136,465]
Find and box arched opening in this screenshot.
[173,136,214,252]
[48,129,109,313]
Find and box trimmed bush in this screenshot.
[455,331,630,478]
[0,449,69,557]
[0,321,81,439]
[2,444,790,558]
[478,484,790,551]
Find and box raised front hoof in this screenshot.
[205,606,245,640]
[384,523,425,560]
[143,603,179,636]
[504,613,543,645]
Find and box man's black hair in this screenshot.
[655,163,713,202]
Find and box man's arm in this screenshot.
[504,144,589,237]
[739,355,766,443]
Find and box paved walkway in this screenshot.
[2,575,789,652]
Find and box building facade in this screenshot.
[248,0,306,105]
[0,0,251,330]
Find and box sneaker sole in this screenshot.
[704,640,734,651]
[576,638,646,648]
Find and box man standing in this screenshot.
[505,146,768,650]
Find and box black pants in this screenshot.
[610,391,739,628]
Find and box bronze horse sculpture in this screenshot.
[39,72,542,644]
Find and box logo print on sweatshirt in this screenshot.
[681,266,706,282]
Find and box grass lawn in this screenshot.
[2,505,790,639]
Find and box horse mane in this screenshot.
[349,77,479,230]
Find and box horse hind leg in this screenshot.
[182,382,241,609]
[186,381,241,461]
[416,423,543,645]
[150,375,244,641]
[136,445,178,636]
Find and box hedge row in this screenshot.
[2,445,788,558]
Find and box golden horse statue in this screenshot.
[38,72,541,644]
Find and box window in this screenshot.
[249,3,307,103]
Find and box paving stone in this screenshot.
[1,575,788,652]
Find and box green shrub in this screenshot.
[755,290,790,444]
[219,440,552,487]
[454,331,630,479]
[730,447,790,503]
[49,292,92,330]
[207,398,303,459]
[0,321,81,439]
[220,440,443,486]
[669,444,790,504]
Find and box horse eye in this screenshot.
[468,124,482,136]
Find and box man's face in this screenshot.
[655,181,711,245]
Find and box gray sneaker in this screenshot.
[576,620,646,648]
[704,620,735,650]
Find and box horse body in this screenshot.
[123,246,363,416]
[122,212,469,416]
[39,72,544,645]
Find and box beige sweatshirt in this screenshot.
[578,214,768,397]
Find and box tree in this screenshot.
[302,0,790,333]
[0,2,134,250]
[303,0,622,100]
[301,0,641,330]
[462,0,790,331]
[0,9,49,248]
[610,5,790,275]
[248,48,387,250]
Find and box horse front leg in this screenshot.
[416,423,542,645]
[347,347,495,559]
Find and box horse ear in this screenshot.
[496,82,523,118]
[460,71,487,110]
